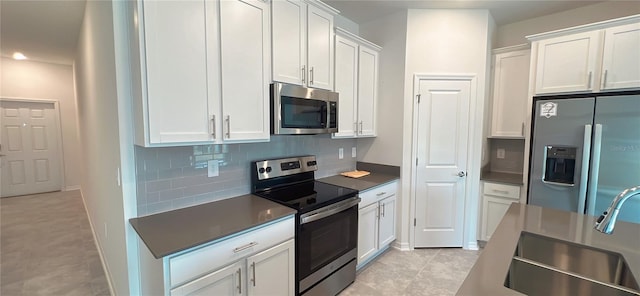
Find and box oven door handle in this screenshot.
[300,196,361,224]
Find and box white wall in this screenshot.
[334,14,359,35]
[359,9,493,250]
[358,11,407,167]
[0,58,82,190]
[496,2,640,47]
[402,9,492,249]
[74,1,129,295]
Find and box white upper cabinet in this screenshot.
[132,0,270,146]
[534,31,601,94]
[139,0,212,144]
[272,0,338,90]
[218,0,271,142]
[333,28,381,139]
[357,46,379,137]
[333,35,358,137]
[490,46,530,138]
[530,15,640,95]
[601,23,640,90]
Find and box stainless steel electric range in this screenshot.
[251,156,359,296]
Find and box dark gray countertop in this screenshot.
[457,203,640,295]
[317,173,399,192]
[480,171,524,185]
[130,194,296,259]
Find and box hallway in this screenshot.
[0,190,110,295]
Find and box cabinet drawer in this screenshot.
[359,181,398,208]
[483,182,520,200]
[169,216,294,287]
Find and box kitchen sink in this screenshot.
[504,231,640,295]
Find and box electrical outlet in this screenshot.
[338,148,344,159]
[497,148,506,159]
[352,147,357,158]
[208,160,219,177]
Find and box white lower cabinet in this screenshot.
[357,181,398,268]
[480,182,520,241]
[171,239,294,296]
[171,261,244,296]
[141,216,296,296]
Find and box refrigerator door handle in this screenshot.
[586,124,603,216]
[577,124,593,214]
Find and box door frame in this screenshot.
[0,97,66,195]
[408,74,482,250]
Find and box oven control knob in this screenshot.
[258,168,265,174]
[266,167,272,173]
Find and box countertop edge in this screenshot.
[130,194,297,259]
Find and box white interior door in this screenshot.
[1,100,62,197]
[413,79,470,248]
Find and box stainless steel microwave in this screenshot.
[271,82,338,135]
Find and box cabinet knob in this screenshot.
[457,171,467,177]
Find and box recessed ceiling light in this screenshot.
[13,52,28,60]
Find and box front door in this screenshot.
[414,79,470,248]
[1,100,62,197]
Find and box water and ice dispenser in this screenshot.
[543,146,577,186]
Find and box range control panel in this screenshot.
[254,156,318,180]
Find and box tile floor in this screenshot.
[340,247,481,296]
[0,190,110,296]
[1,190,479,296]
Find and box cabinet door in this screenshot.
[357,46,378,137]
[271,0,306,86]
[601,23,640,90]
[219,0,270,142]
[142,0,212,144]
[333,35,358,138]
[357,202,379,266]
[247,239,295,296]
[490,50,530,138]
[171,261,244,296]
[306,5,334,90]
[378,196,396,247]
[481,196,514,241]
[534,31,602,94]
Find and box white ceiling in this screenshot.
[323,0,603,26]
[1,0,86,65]
[0,0,604,65]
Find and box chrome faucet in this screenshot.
[594,185,640,234]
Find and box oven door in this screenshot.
[298,196,359,288]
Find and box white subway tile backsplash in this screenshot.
[135,135,357,216]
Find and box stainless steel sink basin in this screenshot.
[504,231,640,295]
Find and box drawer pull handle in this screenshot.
[493,189,509,194]
[234,241,258,253]
[376,192,386,196]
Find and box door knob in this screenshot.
[457,171,467,177]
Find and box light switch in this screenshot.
[208,160,219,177]
[352,147,357,158]
[339,148,344,159]
[497,148,506,159]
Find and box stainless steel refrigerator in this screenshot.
[528,92,640,224]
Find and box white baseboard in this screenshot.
[393,241,411,251]
[79,189,115,296]
[64,185,82,191]
[465,241,479,250]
